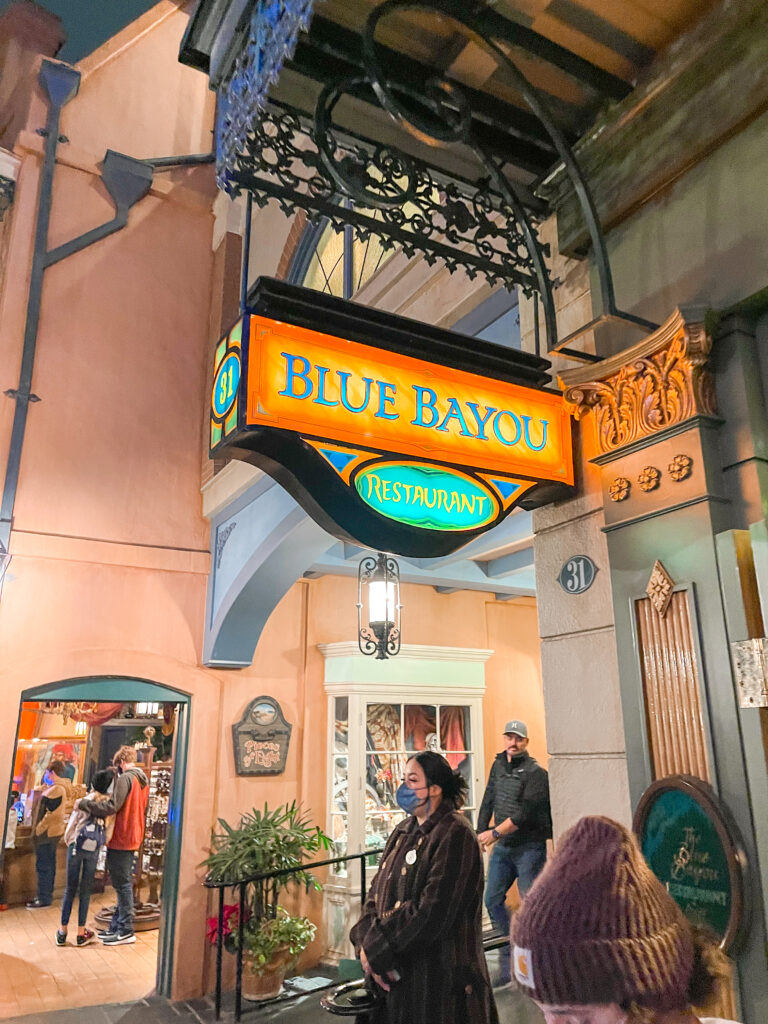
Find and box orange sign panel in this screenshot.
[245,315,573,484]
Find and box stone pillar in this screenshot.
[560,306,768,1021]
[533,414,631,840]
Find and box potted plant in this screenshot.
[203,802,332,1001]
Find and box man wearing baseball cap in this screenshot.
[477,719,551,985]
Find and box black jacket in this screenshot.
[477,751,551,847]
[351,801,498,1024]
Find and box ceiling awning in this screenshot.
[179,0,716,360]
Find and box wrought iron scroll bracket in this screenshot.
[357,0,658,358]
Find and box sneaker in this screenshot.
[26,898,50,909]
[96,929,115,939]
[77,929,96,946]
[55,930,67,946]
[101,931,136,945]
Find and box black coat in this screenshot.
[350,801,498,1024]
[477,751,551,847]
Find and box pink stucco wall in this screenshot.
[0,0,220,1000]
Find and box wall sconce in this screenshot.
[357,552,401,660]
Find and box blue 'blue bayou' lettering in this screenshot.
[276,352,549,451]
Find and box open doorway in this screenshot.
[0,678,189,1016]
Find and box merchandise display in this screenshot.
[142,762,172,905]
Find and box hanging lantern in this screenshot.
[357,552,401,660]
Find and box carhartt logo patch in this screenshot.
[513,946,534,989]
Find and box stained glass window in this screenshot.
[288,216,390,299]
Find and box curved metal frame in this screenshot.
[313,0,658,356]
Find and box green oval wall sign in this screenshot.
[354,462,499,531]
[632,775,747,951]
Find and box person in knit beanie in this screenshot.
[510,816,739,1024]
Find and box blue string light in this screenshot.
[216,0,316,188]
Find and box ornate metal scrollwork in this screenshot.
[216,0,659,358]
[228,101,544,294]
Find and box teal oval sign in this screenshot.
[354,462,499,531]
[633,776,747,951]
[212,351,241,420]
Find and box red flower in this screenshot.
[206,904,250,945]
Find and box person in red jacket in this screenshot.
[79,745,148,945]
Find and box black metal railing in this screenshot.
[204,850,511,1021]
[204,850,370,1022]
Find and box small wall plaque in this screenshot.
[557,555,597,594]
[233,696,292,776]
[731,638,768,708]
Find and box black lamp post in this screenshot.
[357,552,401,659]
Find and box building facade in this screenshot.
[1,0,768,1020]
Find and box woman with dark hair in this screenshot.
[510,815,739,1024]
[350,750,498,1024]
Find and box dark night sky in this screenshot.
[0,0,160,62]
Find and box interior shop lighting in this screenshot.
[135,702,159,716]
[74,721,87,735]
[40,700,99,722]
[357,552,402,661]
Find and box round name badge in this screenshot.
[405,850,417,865]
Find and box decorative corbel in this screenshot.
[558,308,715,455]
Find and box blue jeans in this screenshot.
[61,844,98,928]
[485,841,547,967]
[106,849,136,935]
[35,839,58,904]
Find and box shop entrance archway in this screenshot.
[10,676,190,999]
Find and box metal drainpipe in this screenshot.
[0,60,80,560]
[0,65,215,567]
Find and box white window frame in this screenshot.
[320,642,491,887]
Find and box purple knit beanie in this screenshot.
[510,816,694,1008]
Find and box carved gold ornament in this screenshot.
[668,454,693,481]
[646,560,675,617]
[559,309,715,455]
[41,701,99,723]
[638,466,661,492]
[609,476,631,502]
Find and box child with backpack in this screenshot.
[56,767,114,946]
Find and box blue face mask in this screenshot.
[396,782,428,815]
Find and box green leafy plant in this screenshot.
[202,802,332,975]
[239,907,317,971]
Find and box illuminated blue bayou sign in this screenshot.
[210,278,574,557]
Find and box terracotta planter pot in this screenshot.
[241,946,293,1002]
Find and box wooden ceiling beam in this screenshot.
[294,15,564,149]
[282,50,557,176]
[467,2,633,100]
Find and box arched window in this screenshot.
[287,217,389,298]
[287,215,520,350]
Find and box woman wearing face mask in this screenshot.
[510,815,740,1024]
[350,751,498,1024]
